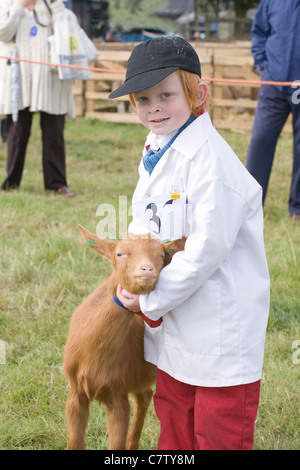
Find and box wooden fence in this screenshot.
[73,41,292,133]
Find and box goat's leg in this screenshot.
[66,388,90,450]
[126,389,153,450]
[103,394,130,450]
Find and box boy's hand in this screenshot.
[19,0,36,10]
[117,285,141,312]
[19,0,57,8]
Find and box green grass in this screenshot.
[109,0,175,33]
[0,117,299,450]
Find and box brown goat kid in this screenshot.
[63,225,185,450]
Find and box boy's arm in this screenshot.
[139,177,249,321]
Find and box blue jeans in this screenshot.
[246,84,300,215]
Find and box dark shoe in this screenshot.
[56,186,75,197]
[0,182,19,190]
[292,213,300,223]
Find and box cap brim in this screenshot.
[108,66,179,99]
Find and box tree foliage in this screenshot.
[196,0,258,17]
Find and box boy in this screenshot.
[109,36,270,450]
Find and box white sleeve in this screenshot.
[49,0,65,15]
[139,176,249,320]
[0,2,25,43]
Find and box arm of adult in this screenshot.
[250,0,270,72]
[0,0,29,42]
[19,0,36,10]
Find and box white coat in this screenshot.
[0,0,75,119]
[129,112,270,387]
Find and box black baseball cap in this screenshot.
[108,36,201,99]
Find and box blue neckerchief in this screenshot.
[143,115,195,175]
[112,295,127,309]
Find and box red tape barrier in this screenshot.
[0,55,299,87]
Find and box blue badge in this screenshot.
[30,26,38,37]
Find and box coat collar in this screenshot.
[172,111,213,160]
[144,111,213,162]
[141,112,214,185]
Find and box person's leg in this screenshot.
[1,109,33,189]
[1,119,8,143]
[194,380,261,450]
[40,112,67,190]
[289,96,300,216]
[246,85,290,204]
[154,369,196,450]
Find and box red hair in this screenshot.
[129,69,212,115]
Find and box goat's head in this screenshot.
[78,225,186,294]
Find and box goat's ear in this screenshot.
[78,225,116,260]
[163,237,186,266]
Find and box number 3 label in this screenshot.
[132,193,187,241]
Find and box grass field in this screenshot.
[0,116,299,450]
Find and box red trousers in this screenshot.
[154,369,261,450]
